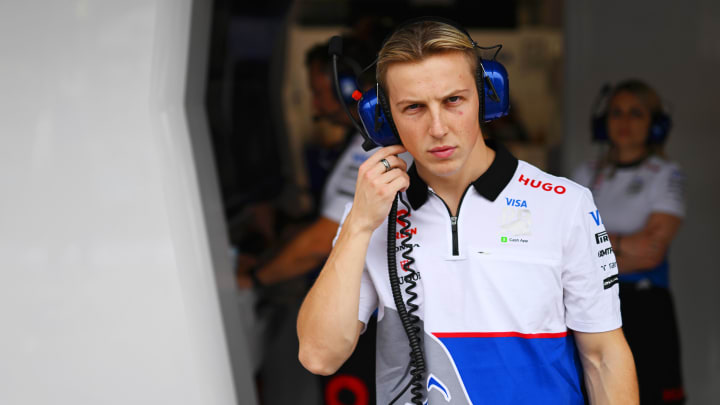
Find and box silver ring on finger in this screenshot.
[380,158,392,173]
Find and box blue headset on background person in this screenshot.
[329,16,511,152]
[590,83,672,144]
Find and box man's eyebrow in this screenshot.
[441,88,471,99]
[394,98,421,108]
[394,88,471,108]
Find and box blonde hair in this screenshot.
[609,79,663,117]
[376,21,477,95]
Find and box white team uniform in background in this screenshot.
[572,155,685,286]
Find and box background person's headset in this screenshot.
[336,74,361,105]
[329,17,511,405]
[590,83,672,144]
[334,48,365,105]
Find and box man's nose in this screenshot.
[428,108,448,137]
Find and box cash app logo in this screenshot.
[501,236,508,243]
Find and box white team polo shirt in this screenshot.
[339,142,621,404]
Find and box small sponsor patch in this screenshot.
[603,275,619,290]
[500,236,528,243]
[595,231,609,244]
[598,247,613,257]
[427,374,451,402]
[500,207,532,236]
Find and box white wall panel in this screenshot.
[0,1,252,404]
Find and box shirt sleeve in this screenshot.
[331,202,353,247]
[648,163,686,218]
[358,268,378,333]
[333,202,378,334]
[320,137,367,223]
[562,188,622,333]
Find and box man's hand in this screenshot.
[348,145,409,233]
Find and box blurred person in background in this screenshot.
[237,34,402,405]
[236,35,384,288]
[573,79,686,405]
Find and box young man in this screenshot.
[297,20,638,404]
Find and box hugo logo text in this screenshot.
[518,174,566,194]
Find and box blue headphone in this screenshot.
[330,17,510,151]
[591,83,672,144]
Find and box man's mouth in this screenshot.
[429,146,455,158]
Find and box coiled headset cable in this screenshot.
[387,192,425,405]
[328,36,425,403]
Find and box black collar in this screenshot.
[406,140,519,210]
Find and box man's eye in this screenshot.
[447,96,461,103]
[406,104,420,111]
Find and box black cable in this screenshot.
[387,193,425,405]
[361,57,378,75]
[397,193,425,404]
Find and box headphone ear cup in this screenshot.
[649,111,672,144]
[478,59,510,122]
[592,113,608,142]
[356,86,403,150]
[377,85,400,140]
